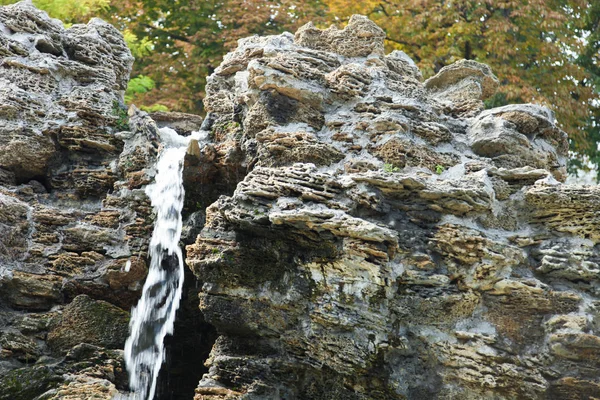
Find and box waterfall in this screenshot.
[122,127,204,400]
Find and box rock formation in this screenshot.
[0,3,599,400]
[186,14,599,400]
[0,2,152,398]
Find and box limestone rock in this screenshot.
[44,376,119,400]
[0,344,126,400]
[425,59,499,117]
[1,271,63,311]
[0,331,40,362]
[0,0,133,183]
[295,15,386,57]
[469,104,568,180]
[425,59,499,100]
[182,13,600,400]
[0,365,63,400]
[0,3,150,396]
[47,295,129,353]
[385,50,423,81]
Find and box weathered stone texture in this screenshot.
[0,1,133,185]
[47,294,130,353]
[1,2,598,399]
[184,13,600,400]
[0,3,155,399]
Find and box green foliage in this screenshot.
[111,100,129,131]
[125,75,167,111]
[126,75,155,101]
[435,165,445,175]
[121,35,168,111]
[0,0,109,24]
[123,29,154,59]
[103,0,327,112]
[139,104,169,113]
[37,0,109,22]
[383,163,400,173]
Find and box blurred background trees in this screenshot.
[104,0,326,112]
[1,0,598,179]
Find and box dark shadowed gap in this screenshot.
[155,264,217,400]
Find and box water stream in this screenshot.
[122,127,204,400]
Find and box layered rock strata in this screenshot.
[184,15,600,400]
[0,2,157,398]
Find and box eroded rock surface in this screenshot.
[1,3,599,400]
[183,14,598,400]
[0,2,156,398]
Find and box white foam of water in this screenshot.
[121,127,201,400]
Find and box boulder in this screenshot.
[0,0,133,183]
[47,295,129,353]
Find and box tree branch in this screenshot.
[140,23,193,44]
[379,3,389,17]
[385,36,422,62]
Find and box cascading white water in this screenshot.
[122,127,204,400]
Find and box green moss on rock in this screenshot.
[0,366,62,400]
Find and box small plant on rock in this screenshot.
[383,163,400,173]
[112,101,130,131]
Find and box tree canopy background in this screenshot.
[1,0,598,179]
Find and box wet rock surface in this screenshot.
[47,294,130,353]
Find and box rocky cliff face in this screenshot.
[0,2,163,398]
[186,15,600,400]
[0,3,599,400]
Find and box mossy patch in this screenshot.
[111,101,129,131]
[0,366,62,400]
